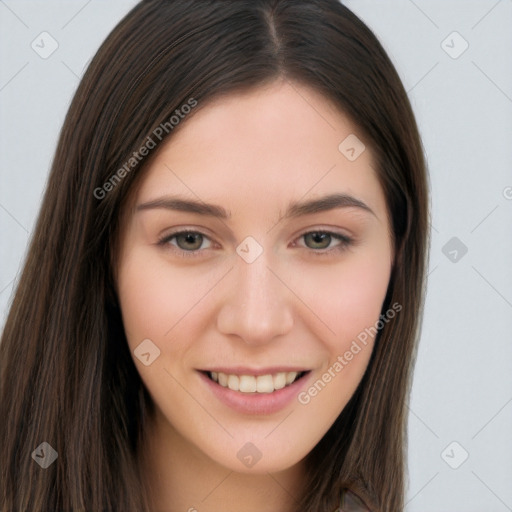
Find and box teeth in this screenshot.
[285,372,297,384]
[239,375,257,392]
[209,371,301,393]
[256,374,274,393]
[227,374,239,391]
[218,372,228,387]
[273,372,286,390]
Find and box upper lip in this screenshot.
[199,366,310,376]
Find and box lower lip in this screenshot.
[198,371,312,415]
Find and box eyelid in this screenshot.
[156,227,355,257]
[156,228,215,258]
[294,231,351,246]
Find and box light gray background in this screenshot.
[1,1,511,511]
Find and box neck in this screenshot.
[139,408,307,512]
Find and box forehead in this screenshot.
[133,80,388,225]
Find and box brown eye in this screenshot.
[157,230,213,257]
[299,231,353,254]
[174,232,204,251]
[303,232,332,250]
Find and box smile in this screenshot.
[198,367,312,414]
[208,371,306,393]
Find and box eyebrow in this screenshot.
[135,192,376,219]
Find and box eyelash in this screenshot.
[156,229,354,259]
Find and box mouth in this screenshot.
[201,370,309,394]
[198,367,313,415]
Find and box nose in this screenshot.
[216,251,294,346]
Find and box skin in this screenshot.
[116,79,394,512]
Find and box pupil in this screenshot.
[307,232,330,249]
[179,233,201,250]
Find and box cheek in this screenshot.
[292,248,391,348]
[294,253,391,424]
[117,249,191,349]
[117,252,171,344]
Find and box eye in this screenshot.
[157,230,212,257]
[157,229,353,258]
[298,230,353,254]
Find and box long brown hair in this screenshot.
[0,1,429,510]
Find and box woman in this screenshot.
[0,1,430,511]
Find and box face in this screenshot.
[116,79,394,475]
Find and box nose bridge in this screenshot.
[216,246,294,344]
[237,253,276,308]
